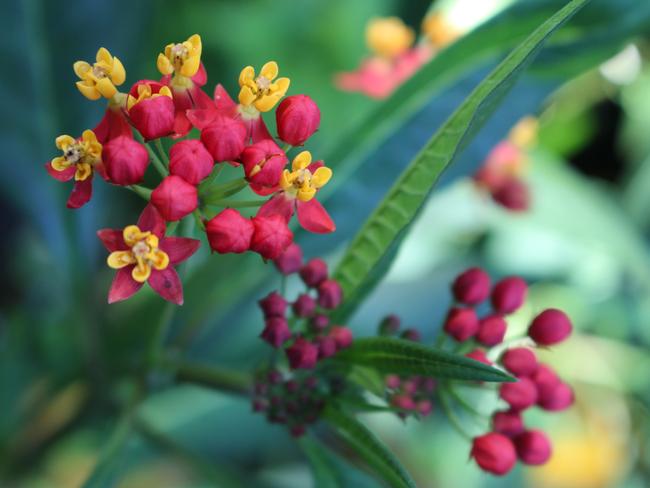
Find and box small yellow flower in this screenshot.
[238,61,290,113]
[73,48,126,100]
[126,83,173,110]
[157,34,202,79]
[107,225,169,283]
[50,130,102,181]
[508,116,539,149]
[421,13,460,48]
[365,17,414,59]
[280,151,332,202]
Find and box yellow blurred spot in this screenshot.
[365,17,414,59]
[508,116,539,149]
[422,13,460,48]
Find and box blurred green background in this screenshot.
[3,0,650,486]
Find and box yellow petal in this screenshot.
[96,47,112,64]
[187,34,202,55]
[111,56,126,85]
[260,61,279,81]
[145,234,159,249]
[311,167,332,188]
[75,163,93,181]
[297,187,316,202]
[76,81,101,100]
[51,156,69,171]
[292,151,312,171]
[73,61,91,79]
[81,130,99,145]
[123,225,144,246]
[107,250,135,269]
[55,135,75,150]
[180,54,200,77]
[238,85,256,106]
[95,78,117,99]
[150,249,169,270]
[238,66,255,86]
[157,53,174,75]
[273,77,290,96]
[131,263,151,283]
[279,169,292,191]
[254,94,280,112]
[159,86,172,98]
[163,43,174,59]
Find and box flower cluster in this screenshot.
[46,35,335,304]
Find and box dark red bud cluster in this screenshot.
[385,374,436,418]
[376,314,421,342]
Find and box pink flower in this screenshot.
[93,106,133,144]
[471,433,517,476]
[205,208,254,254]
[501,348,538,377]
[492,410,524,437]
[200,112,247,163]
[499,377,538,411]
[169,139,214,185]
[258,291,288,318]
[514,430,552,465]
[491,276,528,314]
[127,80,175,140]
[273,243,303,275]
[276,95,321,146]
[443,307,479,342]
[528,309,572,345]
[286,337,319,369]
[465,348,492,365]
[260,316,292,348]
[242,139,288,195]
[151,175,199,222]
[103,136,149,186]
[452,267,491,305]
[250,214,294,260]
[476,314,507,347]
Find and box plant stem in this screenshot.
[201,178,248,201]
[199,164,224,192]
[192,209,205,230]
[161,357,252,395]
[205,199,266,208]
[282,143,292,153]
[437,390,473,441]
[443,382,486,420]
[166,221,179,235]
[154,139,169,166]
[128,184,152,201]
[133,131,168,177]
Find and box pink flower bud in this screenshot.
[258,291,287,318]
[514,430,552,465]
[491,276,527,314]
[391,394,415,411]
[242,139,288,191]
[276,94,321,146]
[293,293,316,317]
[501,348,538,377]
[286,337,319,369]
[471,433,517,476]
[317,279,343,309]
[310,314,329,331]
[444,307,479,342]
[267,369,283,384]
[416,399,433,416]
[401,329,421,342]
[151,175,198,221]
[252,398,269,412]
[385,374,401,389]
[329,326,353,350]
[379,314,401,335]
[128,82,175,140]
[492,178,530,212]
[250,214,294,260]
[260,316,292,348]
[274,243,303,275]
[465,348,492,365]
[528,309,572,346]
[402,378,419,395]
[290,424,307,437]
[205,208,254,254]
[492,410,524,437]
[299,258,328,287]
[499,377,538,411]
[169,140,214,185]
[103,136,149,185]
[538,381,574,411]
[200,113,247,162]
[316,336,337,359]
[452,267,491,305]
[476,314,507,346]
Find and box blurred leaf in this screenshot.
[299,437,344,488]
[323,405,415,488]
[336,338,514,382]
[331,0,589,312]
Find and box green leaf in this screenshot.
[335,338,514,383]
[323,405,416,488]
[299,437,344,488]
[331,0,590,309]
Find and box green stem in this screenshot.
[205,199,266,208]
[282,143,292,153]
[134,131,168,177]
[154,139,169,166]
[199,164,224,192]
[201,178,248,200]
[166,221,179,235]
[443,383,486,420]
[128,184,152,201]
[162,357,252,395]
[437,390,473,441]
[192,209,206,231]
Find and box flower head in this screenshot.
[127,81,175,140]
[157,34,202,80]
[365,17,414,59]
[74,48,126,100]
[280,151,332,202]
[238,61,290,113]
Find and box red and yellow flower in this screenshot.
[74,48,126,100]
[238,61,290,114]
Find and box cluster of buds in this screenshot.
[257,243,353,369]
[336,13,460,99]
[46,35,335,304]
[473,116,539,212]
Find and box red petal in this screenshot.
[297,199,335,234]
[148,267,184,305]
[189,85,213,109]
[192,62,208,87]
[93,108,132,144]
[213,84,237,111]
[257,193,294,222]
[108,266,143,303]
[138,204,166,237]
[186,108,219,130]
[97,228,128,252]
[307,161,324,173]
[249,182,280,196]
[45,162,75,181]
[248,116,273,143]
[160,237,201,265]
[67,177,93,209]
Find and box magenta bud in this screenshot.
[379,314,401,335]
[206,208,254,254]
[499,377,538,411]
[290,424,307,437]
[276,94,321,146]
[492,410,524,437]
[444,307,479,342]
[267,369,283,384]
[514,430,552,465]
[273,243,303,275]
[200,113,247,162]
[292,293,316,318]
[465,348,492,365]
[416,400,433,416]
[452,267,491,305]
[402,378,419,395]
[252,398,269,412]
[476,314,507,346]
[169,139,214,185]
[151,175,198,222]
[299,258,328,288]
[258,291,288,318]
[385,374,401,389]
[329,326,353,350]
[391,394,416,411]
[401,328,421,342]
[284,380,299,393]
[528,309,572,346]
[316,336,337,359]
[537,381,574,411]
[421,378,436,393]
[501,347,538,377]
[492,178,530,212]
[286,338,319,370]
[317,279,343,309]
[310,314,329,332]
[491,277,527,314]
[471,433,517,476]
[304,376,319,389]
[103,136,149,185]
[260,317,292,348]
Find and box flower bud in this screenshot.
[379,314,401,335]
[401,378,419,395]
[537,381,574,411]
[276,95,321,146]
[465,348,491,365]
[452,267,491,305]
[128,81,175,140]
[274,243,303,275]
[310,314,329,332]
[401,328,421,342]
[200,113,247,162]
[443,307,479,342]
[169,139,214,185]
[499,377,538,411]
[471,433,517,476]
[290,424,307,437]
[391,394,415,411]
[151,175,198,221]
[385,374,401,389]
[514,430,552,465]
[267,369,283,384]
[491,276,527,314]
[242,139,288,191]
[299,258,328,287]
[492,178,530,212]
[316,336,337,359]
[286,337,319,370]
[329,326,353,350]
[103,136,149,185]
[492,410,524,437]
[252,398,269,412]
[528,309,572,346]
[250,214,294,260]
[476,314,507,347]
[258,291,287,318]
[260,316,292,348]
[416,400,433,416]
[317,279,343,309]
[293,293,316,317]
[501,347,538,377]
[205,208,254,254]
